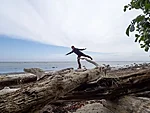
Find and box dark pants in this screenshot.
[77,54,92,69]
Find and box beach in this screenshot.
[0,62,150,113]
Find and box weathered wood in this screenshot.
[1,66,150,113]
[0,67,102,113]
[59,69,150,101]
[0,68,74,89]
[24,67,74,80]
[24,68,45,80]
[0,73,37,89]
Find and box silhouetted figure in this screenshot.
[66,46,93,69]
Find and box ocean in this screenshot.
[0,61,149,74]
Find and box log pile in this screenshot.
[0,63,150,113]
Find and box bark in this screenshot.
[0,67,150,113]
[59,69,150,101]
[0,73,37,89]
[0,67,101,113]
[0,68,74,89]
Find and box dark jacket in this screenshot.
[66,48,86,56]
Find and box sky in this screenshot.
[0,0,149,61]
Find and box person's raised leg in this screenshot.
[77,56,81,69]
[82,54,93,60]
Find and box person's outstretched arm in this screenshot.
[66,51,73,55]
[78,48,86,51]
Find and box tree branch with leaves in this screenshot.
[124,0,150,52]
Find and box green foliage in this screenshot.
[124,0,150,52]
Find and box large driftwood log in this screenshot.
[58,69,150,101]
[0,73,37,89]
[0,68,74,89]
[0,67,101,113]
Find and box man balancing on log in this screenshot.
[66,46,93,69]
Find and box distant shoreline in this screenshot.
[0,61,150,75]
[0,61,150,63]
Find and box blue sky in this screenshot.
[0,35,70,61]
[0,0,150,61]
[0,35,118,62]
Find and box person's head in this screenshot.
[71,46,75,49]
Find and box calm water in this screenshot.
[0,61,149,74]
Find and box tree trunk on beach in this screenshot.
[0,68,74,89]
[0,66,150,113]
[0,73,37,89]
[0,67,101,113]
[59,69,150,101]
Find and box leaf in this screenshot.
[124,8,126,12]
[130,24,135,32]
[135,37,138,42]
[145,45,149,52]
[126,25,131,36]
[145,0,150,10]
[124,5,128,12]
[145,3,150,10]
[140,44,145,48]
[135,15,145,23]
[135,34,140,38]
[135,34,140,42]
[139,36,144,43]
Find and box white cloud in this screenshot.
[0,0,149,60]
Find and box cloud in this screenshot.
[0,0,149,60]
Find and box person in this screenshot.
[66,46,93,69]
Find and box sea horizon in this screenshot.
[0,61,150,74]
[0,60,150,63]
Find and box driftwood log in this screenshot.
[59,69,150,100]
[0,73,37,89]
[0,67,101,113]
[0,68,74,89]
[0,65,150,113]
